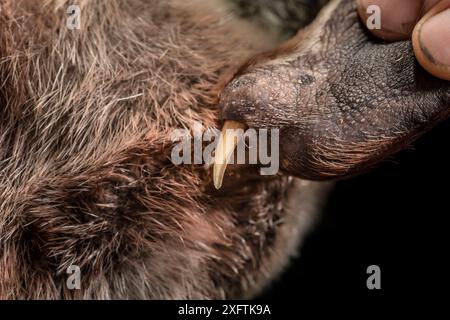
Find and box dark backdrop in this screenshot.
[260,119,450,300]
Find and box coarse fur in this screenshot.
[0,0,329,299]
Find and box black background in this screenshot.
[260,119,450,300]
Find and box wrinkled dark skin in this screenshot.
[219,0,450,180]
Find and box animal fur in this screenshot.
[0,0,329,299]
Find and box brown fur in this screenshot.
[0,0,327,299]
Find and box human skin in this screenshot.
[357,0,450,80]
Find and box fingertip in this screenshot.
[356,0,367,18]
[413,3,450,81]
[357,0,422,41]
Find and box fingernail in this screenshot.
[419,8,450,67]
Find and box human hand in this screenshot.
[358,0,450,80]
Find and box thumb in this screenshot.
[413,0,450,80]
